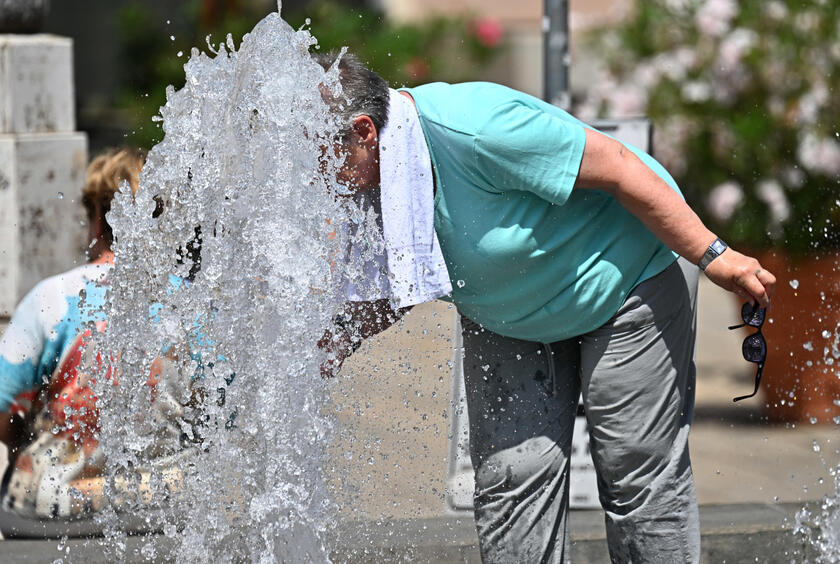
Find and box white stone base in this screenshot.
[0,34,75,134]
[0,132,88,316]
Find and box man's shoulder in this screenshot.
[406,82,540,137]
[410,81,534,107]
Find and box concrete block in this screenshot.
[0,35,75,134]
[0,132,88,316]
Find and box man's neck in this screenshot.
[90,249,115,265]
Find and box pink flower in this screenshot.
[798,133,840,176]
[473,18,503,48]
[404,57,429,81]
[757,179,790,223]
[681,81,711,102]
[718,28,757,71]
[781,166,806,190]
[609,83,648,116]
[695,0,738,37]
[766,1,788,21]
[707,181,743,221]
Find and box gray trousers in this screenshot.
[462,259,700,563]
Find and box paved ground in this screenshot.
[326,277,840,520]
[2,276,839,560]
[0,503,819,562]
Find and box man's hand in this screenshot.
[703,248,776,308]
[316,299,412,377]
[317,327,354,378]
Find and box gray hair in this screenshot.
[312,50,390,139]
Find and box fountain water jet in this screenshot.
[85,9,373,562]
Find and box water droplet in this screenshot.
[813,440,821,452]
[823,330,833,339]
[804,341,814,351]
[170,35,175,41]
[810,416,818,424]
[789,279,799,289]
[456,279,465,288]
[177,51,184,57]
[57,191,64,199]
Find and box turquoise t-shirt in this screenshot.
[402,82,679,343]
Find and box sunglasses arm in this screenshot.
[728,322,746,330]
[733,362,764,402]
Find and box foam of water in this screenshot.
[87,10,367,562]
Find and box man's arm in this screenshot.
[318,299,411,376]
[575,128,776,307]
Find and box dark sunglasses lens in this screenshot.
[740,302,765,326]
[742,333,766,363]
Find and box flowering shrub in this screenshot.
[580,0,840,256]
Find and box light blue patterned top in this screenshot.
[0,263,111,412]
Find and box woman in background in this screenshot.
[0,148,147,519]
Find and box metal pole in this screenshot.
[543,0,570,109]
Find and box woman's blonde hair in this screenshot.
[81,147,146,245]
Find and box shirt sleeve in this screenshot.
[472,102,587,206]
[0,284,47,411]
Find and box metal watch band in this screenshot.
[698,238,728,270]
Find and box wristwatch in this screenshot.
[698,238,728,270]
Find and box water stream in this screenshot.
[86,9,368,562]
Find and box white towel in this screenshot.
[377,89,452,308]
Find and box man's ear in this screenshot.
[351,115,378,148]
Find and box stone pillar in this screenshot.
[0,34,88,318]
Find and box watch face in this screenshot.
[711,239,727,254]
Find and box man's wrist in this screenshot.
[698,237,728,270]
[333,314,364,354]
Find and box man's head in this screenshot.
[313,51,389,193]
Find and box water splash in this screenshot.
[86,11,369,562]
[794,323,840,562]
[794,464,840,562]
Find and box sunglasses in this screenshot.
[728,302,767,402]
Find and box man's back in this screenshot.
[403,81,679,342]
